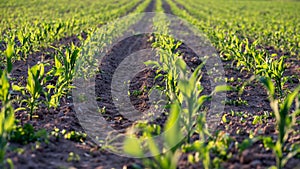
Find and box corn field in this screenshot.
[0,0,299,168]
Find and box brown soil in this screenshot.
[95,34,154,129]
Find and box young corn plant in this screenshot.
[257,55,287,97]
[145,12,182,103]
[53,44,80,85]
[146,36,182,103]
[175,58,206,142]
[4,40,14,74]
[145,36,180,100]
[0,35,15,73]
[124,58,230,169]
[123,102,183,169]
[0,70,15,168]
[260,77,300,169]
[176,58,231,169]
[46,44,80,108]
[176,57,231,141]
[182,130,233,169]
[16,29,33,59]
[234,39,287,97]
[10,123,48,145]
[13,63,46,120]
[174,59,213,169]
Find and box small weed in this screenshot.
[67,152,80,162]
[10,123,49,144]
[223,97,248,106]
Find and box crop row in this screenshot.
[123,0,232,168]
[0,0,153,168]
[0,0,142,63]
[173,0,300,59]
[150,0,300,168]
[121,0,300,169]
[0,0,299,168]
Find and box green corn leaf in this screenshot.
[280,85,300,115]
[144,60,161,68]
[222,114,228,123]
[147,137,160,157]
[197,95,211,106]
[175,58,187,72]
[178,79,191,97]
[46,85,56,89]
[6,158,14,169]
[54,55,63,69]
[123,137,144,157]
[14,107,27,113]
[213,85,232,94]
[260,77,275,98]
[5,42,14,73]
[164,102,183,149]
[262,136,275,149]
[12,85,23,92]
[3,106,14,131]
[0,71,10,102]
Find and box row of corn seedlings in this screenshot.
[0,0,153,167]
[0,0,141,63]
[168,0,300,168]
[169,0,295,98]
[123,0,231,168]
[0,47,15,168]
[2,0,152,120]
[174,0,300,59]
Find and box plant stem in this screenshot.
[29,103,34,120]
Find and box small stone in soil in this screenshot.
[250,160,262,167]
[58,112,64,117]
[240,149,254,164]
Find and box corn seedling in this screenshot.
[0,70,15,168]
[146,36,182,103]
[46,44,80,108]
[123,102,183,169]
[13,63,46,120]
[260,77,300,169]
[4,40,14,74]
[176,59,231,168]
[257,54,288,97]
